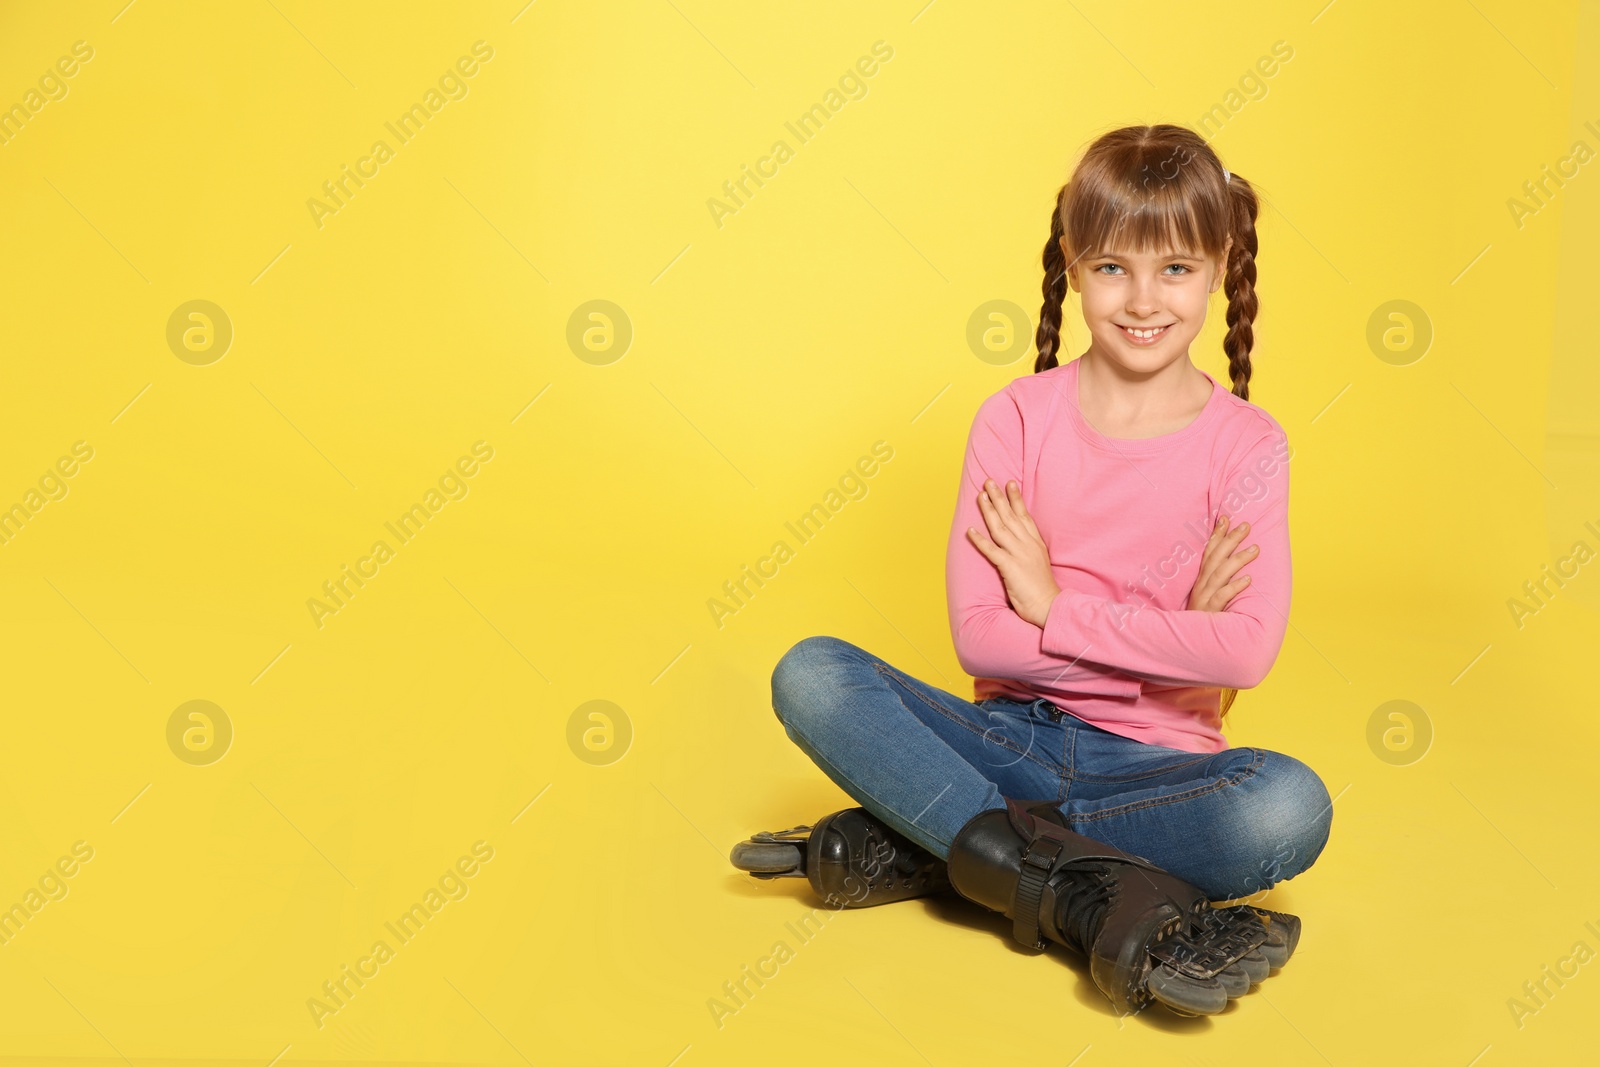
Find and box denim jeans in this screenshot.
[770,635,1334,902]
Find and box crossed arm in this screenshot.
[947,391,1291,693]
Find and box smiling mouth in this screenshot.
[1118,323,1173,339]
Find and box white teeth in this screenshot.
[1123,325,1168,339]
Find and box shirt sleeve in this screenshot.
[1039,423,1292,690]
[946,388,1144,699]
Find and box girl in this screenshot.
[735,125,1334,1018]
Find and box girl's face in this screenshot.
[1062,237,1232,373]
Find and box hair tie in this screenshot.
[1223,168,1231,184]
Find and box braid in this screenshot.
[1219,172,1261,722]
[1221,174,1260,402]
[1033,184,1070,373]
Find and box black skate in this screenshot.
[729,807,953,908]
[947,797,1301,1017]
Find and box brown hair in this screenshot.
[1034,125,1263,718]
[1033,124,1260,403]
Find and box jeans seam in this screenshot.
[1068,747,1268,824]
[1067,752,1217,783]
[872,663,1058,775]
[1057,713,1074,804]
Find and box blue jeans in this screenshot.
[770,635,1333,902]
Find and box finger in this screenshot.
[1194,534,1245,601]
[1201,522,1249,582]
[1194,571,1247,612]
[1220,519,1252,551]
[1210,543,1259,584]
[966,525,999,563]
[977,485,1018,543]
[975,487,1001,534]
[985,479,1018,527]
[1197,516,1233,582]
[998,480,1021,515]
[1200,514,1231,560]
[1006,481,1045,538]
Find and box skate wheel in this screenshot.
[1236,948,1270,985]
[1147,964,1227,1016]
[730,840,803,874]
[1216,962,1251,999]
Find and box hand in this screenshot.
[967,478,1059,628]
[1188,514,1257,612]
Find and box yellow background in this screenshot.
[0,1,1596,1064]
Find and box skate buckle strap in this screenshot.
[1013,836,1064,949]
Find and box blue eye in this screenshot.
[1093,263,1191,275]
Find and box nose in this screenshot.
[1125,277,1161,319]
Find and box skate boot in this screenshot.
[730,807,952,908]
[947,797,1297,1017]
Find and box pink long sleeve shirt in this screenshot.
[945,356,1292,754]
